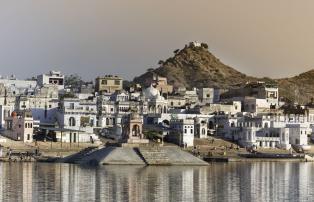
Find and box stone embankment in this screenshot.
[62,145,208,166]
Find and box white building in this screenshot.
[194,117,208,139]
[16,85,60,124]
[56,98,99,143]
[198,88,221,104]
[169,118,195,147]
[0,76,37,99]
[142,85,168,114]
[197,101,241,115]
[37,71,65,90]
[0,105,14,129]
[221,114,311,150]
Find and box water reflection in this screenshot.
[0,162,313,201]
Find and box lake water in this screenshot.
[0,162,313,201]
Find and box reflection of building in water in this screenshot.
[137,167,170,200]
[243,162,297,201]
[181,169,194,201]
[4,163,314,201]
[22,163,33,202]
[298,163,310,201]
[66,165,86,201]
[244,163,273,201]
[96,166,138,201]
[0,162,4,201]
[281,163,292,199]
[60,164,70,202]
[196,167,208,201]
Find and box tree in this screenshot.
[158,60,164,65]
[65,74,84,89]
[201,43,208,49]
[173,49,180,54]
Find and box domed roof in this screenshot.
[11,111,17,117]
[143,85,160,99]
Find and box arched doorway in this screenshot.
[157,105,162,114]
[162,119,170,126]
[209,121,214,129]
[132,125,140,136]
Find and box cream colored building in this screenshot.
[95,75,123,93]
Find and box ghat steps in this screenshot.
[61,146,208,166]
[137,146,170,165]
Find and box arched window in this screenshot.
[202,128,206,135]
[69,117,76,126]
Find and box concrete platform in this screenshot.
[64,146,208,166]
[78,147,146,165]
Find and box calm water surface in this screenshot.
[0,162,313,201]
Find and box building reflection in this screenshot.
[0,162,312,201]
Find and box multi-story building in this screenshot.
[95,75,123,93]
[167,96,186,108]
[0,76,37,97]
[194,117,208,139]
[198,88,221,104]
[15,85,59,124]
[217,113,311,150]
[56,97,99,142]
[3,110,34,142]
[224,81,279,108]
[168,118,195,147]
[37,71,65,90]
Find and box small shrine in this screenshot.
[122,107,149,145]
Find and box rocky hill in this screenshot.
[276,70,314,104]
[134,42,314,104]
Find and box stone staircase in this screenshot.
[63,146,99,164]
[137,146,170,165]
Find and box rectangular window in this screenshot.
[101,80,107,85]
[114,80,120,85]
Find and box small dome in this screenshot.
[143,85,160,99]
[11,111,17,117]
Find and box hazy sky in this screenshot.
[1,0,314,81]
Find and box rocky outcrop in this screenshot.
[134,42,314,104]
